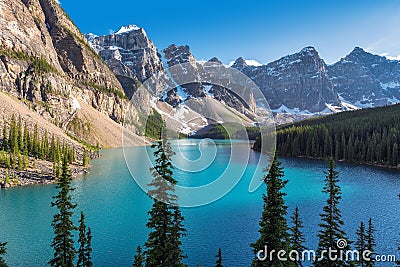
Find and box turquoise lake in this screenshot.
[0,140,399,266]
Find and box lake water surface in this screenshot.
[0,140,399,266]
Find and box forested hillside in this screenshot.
[254,104,400,168]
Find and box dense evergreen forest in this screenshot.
[254,104,400,168]
[0,114,81,176]
[191,123,260,140]
[144,109,164,140]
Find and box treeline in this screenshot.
[192,123,260,140]
[144,108,164,140]
[1,114,76,162]
[0,114,76,169]
[254,104,400,167]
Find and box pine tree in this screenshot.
[144,137,187,267]
[10,154,15,170]
[85,228,93,267]
[42,131,49,160]
[49,156,77,267]
[33,123,39,158]
[290,206,306,267]
[4,169,10,184]
[8,114,18,154]
[2,118,7,151]
[355,221,366,267]
[23,122,29,153]
[17,115,23,153]
[0,241,7,267]
[169,206,187,266]
[77,211,92,267]
[364,219,375,267]
[393,143,399,166]
[82,149,89,167]
[314,158,351,267]
[215,248,223,267]
[23,151,29,170]
[5,156,10,169]
[18,152,23,171]
[250,155,293,267]
[133,246,144,267]
[50,134,56,161]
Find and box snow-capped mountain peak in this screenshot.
[115,24,141,34]
[229,58,262,68]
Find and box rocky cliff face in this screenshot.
[87,25,164,99]
[0,0,144,147]
[88,30,259,131]
[162,44,206,101]
[234,47,340,113]
[328,47,400,107]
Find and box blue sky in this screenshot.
[61,0,400,64]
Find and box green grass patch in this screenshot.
[81,82,127,100]
[0,48,57,74]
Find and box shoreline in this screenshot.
[0,164,88,188]
[0,154,90,189]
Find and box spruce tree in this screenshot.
[49,156,77,267]
[169,206,187,266]
[314,158,351,267]
[23,122,29,153]
[33,123,39,158]
[355,222,366,267]
[85,228,93,267]
[8,114,18,154]
[290,206,306,267]
[17,115,23,152]
[364,219,375,267]
[50,135,56,161]
[250,155,293,267]
[133,246,144,267]
[0,241,7,267]
[82,149,89,167]
[393,143,399,166]
[2,118,7,151]
[77,211,92,267]
[18,153,23,171]
[215,248,223,267]
[144,137,187,267]
[23,151,29,170]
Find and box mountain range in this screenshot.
[87,24,400,123]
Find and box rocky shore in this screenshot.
[0,159,87,188]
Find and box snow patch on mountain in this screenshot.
[272,105,314,115]
[228,59,262,67]
[116,25,141,34]
[159,50,188,101]
[71,97,81,111]
[245,59,262,66]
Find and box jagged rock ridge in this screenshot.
[328,47,400,107]
[232,47,340,113]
